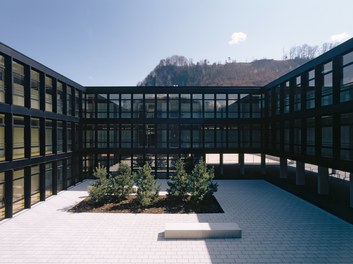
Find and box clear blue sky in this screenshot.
[1,0,353,86]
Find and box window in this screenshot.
[66,158,72,186]
[13,115,25,159]
[45,163,52,198]
[75,89,80,117]
[216,125,227,148]
[204,94,214,118]
[97,94,108,118]
[252,94,262,118]
[192,124,202,148]
[294,76,301,111]
[341,51,353,102]
[144,94,154,118]
[0,55,5,103]
[192,94,202,118]
[97,124,108,148]
[228,94,238,118]
[45,76,53,112]
[121,94,131,118]
[86,94,95,118]
[204,125,215,148]
[0,172,4,220]
[181,125,191,148]
[121,124,131,148]
[180,94,191,118]
[67,122,72,151]
[283,82,290,113]
[168,94,178,118]
[307,70,315,109]
[169,124,179,148]
[132,94,143,118]
[45,120,53,154]
[13,169,25,214]
[321,116,333,157]
[157,94,167,118]
[294,119,302,154]
[340,113,353,160]
[31,165,40,205]
[84,124,95,148]
[109,94,119,118]
[240,94,251,118]
[30,70,40,109]
[66,86,73,115]
[12,61,25,106]
[228,125,238,148]
[216,94,226,118]
[57,121,63,153]
[0,114,4,161]
[306,118,315,155]
[109,124,118,148]
[321,61,333,106]
[31,118,40,156]
[146,124,156,148]
[57,160,63,192]
[57,82,64,114]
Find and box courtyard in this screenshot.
[0,179,352,264]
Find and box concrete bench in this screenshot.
[164,222,242,239]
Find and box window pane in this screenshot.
[13,61,25,106]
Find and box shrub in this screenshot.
[135,163,160,207]
[110,163,134,200]
[189,158,218,205]
[167,159,189,201]
[88,179,111,206]
[93,163,108,181]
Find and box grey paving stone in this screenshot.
[0,179,353,263]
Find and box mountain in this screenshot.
[138,56,310,87]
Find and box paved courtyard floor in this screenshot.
[1,179,353,264]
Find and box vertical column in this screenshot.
[296,161,305,185]
[280,157,287,179]
[4,170,13,218]
[318,166,329,195]
[350,172,353,208]
[239,153,245,176]
[261,153,266,176]
[220,153,224,177]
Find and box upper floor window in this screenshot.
[341,51,353,102]
[0,55,5,103]
[321,61,333,106]
[45,76,53,112]
[307,69,315,109]
[30,69,40,109]
[13,115,25,159]
[67,86,73,115]
[57,82,64,114]
[0,114,4,161]
[12,61,25,106]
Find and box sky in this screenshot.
[1,0,353,86]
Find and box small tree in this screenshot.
[135,163,160,207]
[93,163,108,182]
[167,159,189,201]
[189,158,218,205]
[89,164,110,206]
[110,163,134,200]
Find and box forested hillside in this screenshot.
[138,56,310,87]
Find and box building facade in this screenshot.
[0,38,353,219]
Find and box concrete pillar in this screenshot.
[318,166,329,195]
[239,153,245,176]
[220,154,224,177]
[350,173,353,208]
[280,157,287,179]
[261,153,266,176]
[296,161,305,185]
